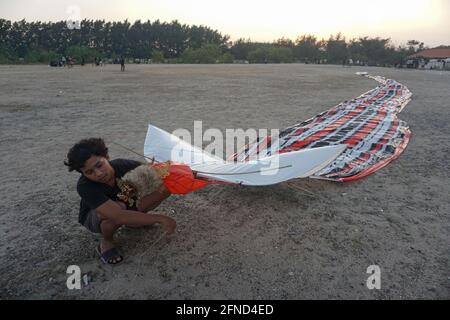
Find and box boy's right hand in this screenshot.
[159,216,176,234]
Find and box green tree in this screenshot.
[294,35,320,63]
[65,45,101,63]
[326,33,348,64]
[407,40,425,54]
[219,52,234,63]
[230,38,265,60]
[275,37,294,48]
[25,49,58,63]
[248,47,293,63]
[358,37,391,66]
[151,50,165,63]
[181,44,222,63]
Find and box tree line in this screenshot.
[0,18,437,66]
[232,35,430,66]
[0,19,229,63]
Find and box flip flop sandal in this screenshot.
[96,245,123,265]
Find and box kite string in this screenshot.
[285,181,331,203]
[94,229,169,299]
[132,230,168,284]
[285,182,317,197]
[111,141,160,163]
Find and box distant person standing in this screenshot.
[120,56,125,72]
[68,56,74,68]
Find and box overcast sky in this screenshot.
[1,0,449,47]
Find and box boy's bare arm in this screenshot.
[137,187,171,212]
[95,200,176,234]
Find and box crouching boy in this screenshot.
[64,138,176,265]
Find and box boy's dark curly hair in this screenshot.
[64,138,109,172]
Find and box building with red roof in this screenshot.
[407,47,450,70]
[409,48,450,59]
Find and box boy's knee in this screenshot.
[100,218,122,231]
[114,201,127,210]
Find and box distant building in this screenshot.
[407,48,450,70]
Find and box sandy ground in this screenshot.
[0,63,449,300]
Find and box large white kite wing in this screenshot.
[144,125,346,186]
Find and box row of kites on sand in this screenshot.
[117,72,412,197]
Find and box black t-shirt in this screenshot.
[76,158,142,224]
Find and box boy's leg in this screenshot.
[97,201,124,264]
[99,218,123,264]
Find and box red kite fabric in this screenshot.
[152,162,211,194]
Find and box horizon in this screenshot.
[1,0,449,48]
